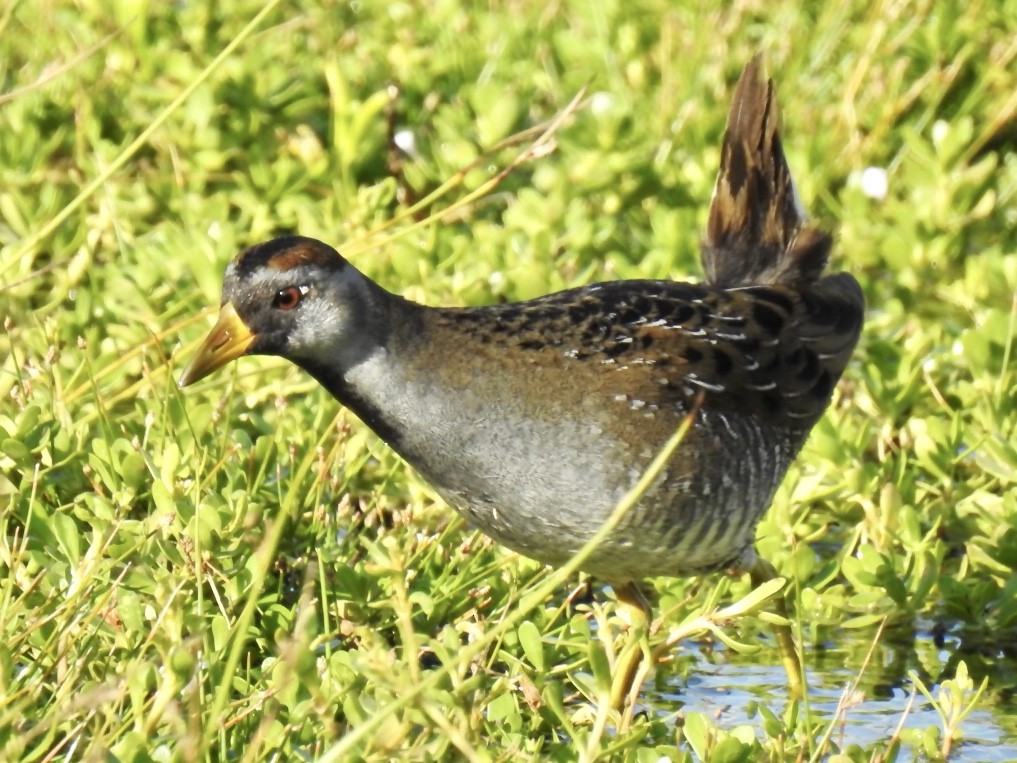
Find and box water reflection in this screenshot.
[646,621,1017,760]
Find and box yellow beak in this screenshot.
[178,302,257,387]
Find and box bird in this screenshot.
[179,56,864,700]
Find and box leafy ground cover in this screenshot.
[1,0,1016,759]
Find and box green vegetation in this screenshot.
[1,0,1015,759]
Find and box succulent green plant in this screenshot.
[1,0,1015,760]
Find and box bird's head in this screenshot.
[179,236,382,387]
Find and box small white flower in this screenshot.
[589,91,615,116]
[394,129,418,157]
[860,166,889,200]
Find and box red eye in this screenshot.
[273,286,306,310]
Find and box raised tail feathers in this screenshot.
[703,55,831,288]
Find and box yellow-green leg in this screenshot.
[749,558,804,698]
[609,563,803,710]
[609,582,653,713]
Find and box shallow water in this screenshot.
[646,625,1017,761]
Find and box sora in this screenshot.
[180,57,864,695]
